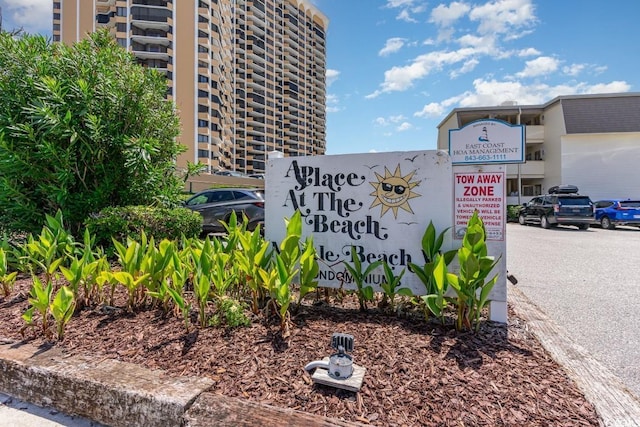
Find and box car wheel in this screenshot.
[600,216,614,230]
[540,215,550,229]
[518,214,526,225]
[578,224,590,230]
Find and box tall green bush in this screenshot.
[0,30,185,234]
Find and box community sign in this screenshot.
[449,119,524,165]
[265,150,453,295]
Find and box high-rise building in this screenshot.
[53,0,328,175]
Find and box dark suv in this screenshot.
[518,185,595,230]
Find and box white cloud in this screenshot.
[457,33,496,50]
[386,0,415,7]
[414,102,446,118]
[469,0,537,36]
[593,65,608,75]
[429,2,471,27]
[450,58,479,78]
[326,69,340,86]
[516,56,559,78]
[367,47,479,97]
[518,47,541,57]
[397,122,413,131]
[396,9,417,23]
[379,38,407,56]
[414,78,632,120]
[2,0,52,34]
[587,81,631,93]
[563,63,586,77]
[374,115,406,126]
[325,94,340,113]
[385,0,427,23]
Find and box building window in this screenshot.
[117,39,127,48]
[117,23,127,32]
[522,185,542,197]
[198,119,209,128]
[117,7,127,17]
[198,134,210,143]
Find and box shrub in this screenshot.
[507,205,523,222]
[84,206,202,250]
[0,30,184,234]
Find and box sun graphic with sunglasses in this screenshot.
[369,164,421,219]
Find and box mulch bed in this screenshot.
[0,277,599,426]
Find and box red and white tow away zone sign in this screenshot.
[454,171,505,241]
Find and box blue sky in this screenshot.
[2,0,638,155]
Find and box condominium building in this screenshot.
[437,92,640,203]
[53,0,328,175]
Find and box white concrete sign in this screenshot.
[265,150,453,295]
[449,119,524,165]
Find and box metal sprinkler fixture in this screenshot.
[304,333,366,392]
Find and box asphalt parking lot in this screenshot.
[506,222,640,399]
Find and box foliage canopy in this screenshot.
[0,30,185,234]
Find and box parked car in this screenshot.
[593,199,640,229]
[183,188,265,234]
[518,185,594,230]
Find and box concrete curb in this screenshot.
[0,339,361,427]
[508,284,640,427]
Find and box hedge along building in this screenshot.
[53,0,328,177]
[436,92,640,205]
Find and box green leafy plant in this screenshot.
[342,246,383,311]
[111,231,152,308]
[380,262,410,314]
[423,253,450,322]
[23,211,77,282]
[235,225,272,313]
[258,254,296,336]
[296,236,319,306]
[109,271,151,312]
[24,276,54,337]
[408,221,457,321]
[446,212,501,332]
[507,205,524,222]
[166,283,190,332]
[49,286,76,340]
[210,297,250,328]
[210,252,236,298]
[59,256,98,309]
[194,274,212,328]
[0,248,18,298]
